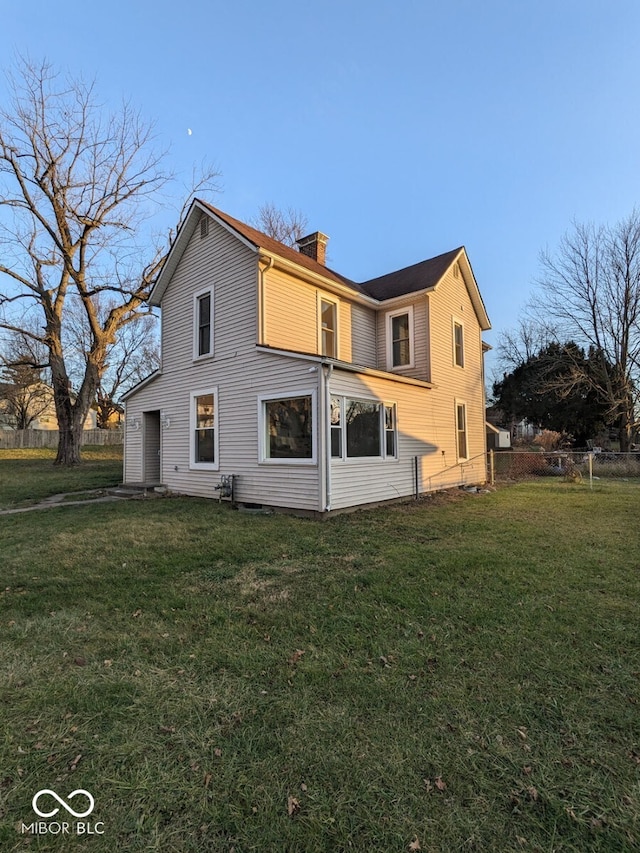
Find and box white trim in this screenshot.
[330,394,398,462]
[189,387,219,471]
[255,346,434,389]
[193,286,214,361]
[258,390,317,465]
[317,292,339,359]
[452,317,465,368]
[455,399,468,461]
[386,305,415,370]
[122,369,161,401]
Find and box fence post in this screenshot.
[489,449,495,486]
[588,452,593,490]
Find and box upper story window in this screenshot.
[386,306,414,370]
[319,295,338,358]
[194,287,213,359]
[453,319,464,367]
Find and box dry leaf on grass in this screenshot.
[287,796,300,818]
[288,649,305,666]
[409,837,421,851]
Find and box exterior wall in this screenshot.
[327,367,485,511]
[376,296,431,382]
[263,268,377,366]
[124,218,321,511]
[426,266,487,471]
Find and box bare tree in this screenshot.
[0,58,218,464]
[495,318,554,374]
[95,313,160,428]
[252,202,309,247]
[536,212,640,450]
[0,329,51,428]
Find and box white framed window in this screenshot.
[318,294,339,358]
[386,306,414,369]
[190,388,219,470]
[453,318,464,368]
[330,396,343,458]
[331,396,397,461]
[193,287,214,359]
[455,401,468,460]
[259,391,316,464]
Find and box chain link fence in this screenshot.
[488,450,640,484]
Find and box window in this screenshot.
[386,306,414,369]
[330,396,342,458]
[261,394,314,462]
[384,405,396,457]
[190,389,218,470]
[346,399,381,457]
[456,402,468,460]
[453,320,464,367]
[194,288,213,359]
[320,297,338,358]
[330,397,397,460]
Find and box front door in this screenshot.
[142,410,161,483]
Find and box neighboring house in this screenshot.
[0,382,97,430]
[123,200,491,514]
[91,400,124,430]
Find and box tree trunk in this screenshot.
[55,416,83,465]
[619,413,632,453]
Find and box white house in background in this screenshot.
[122,200,491,514]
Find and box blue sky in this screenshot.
[2,0,640,380]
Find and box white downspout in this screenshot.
[324,363,333,512]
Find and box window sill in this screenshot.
[258,458,317,466]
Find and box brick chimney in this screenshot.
[296,231,329,266]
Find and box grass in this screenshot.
[0,446,123,509]
[0,453,638,851]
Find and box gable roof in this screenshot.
[199,201,364,294]
[360,248,463,300]
[150,199,490,329]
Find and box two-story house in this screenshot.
[123,200,491,514]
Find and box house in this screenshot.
[122,200,491,514]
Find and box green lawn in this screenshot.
[0,446,123,509]
[0,455,638,851]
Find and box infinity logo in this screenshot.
[32,789,95,819]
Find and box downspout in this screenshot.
[323,363,333,512]
[258,255,274,345]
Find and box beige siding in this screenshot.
[263,268,377,366]
[351,302,377,365]
[376,296,431,382]
[328,367,485,511]
[425,266,487,475]
[125,219,321,511]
